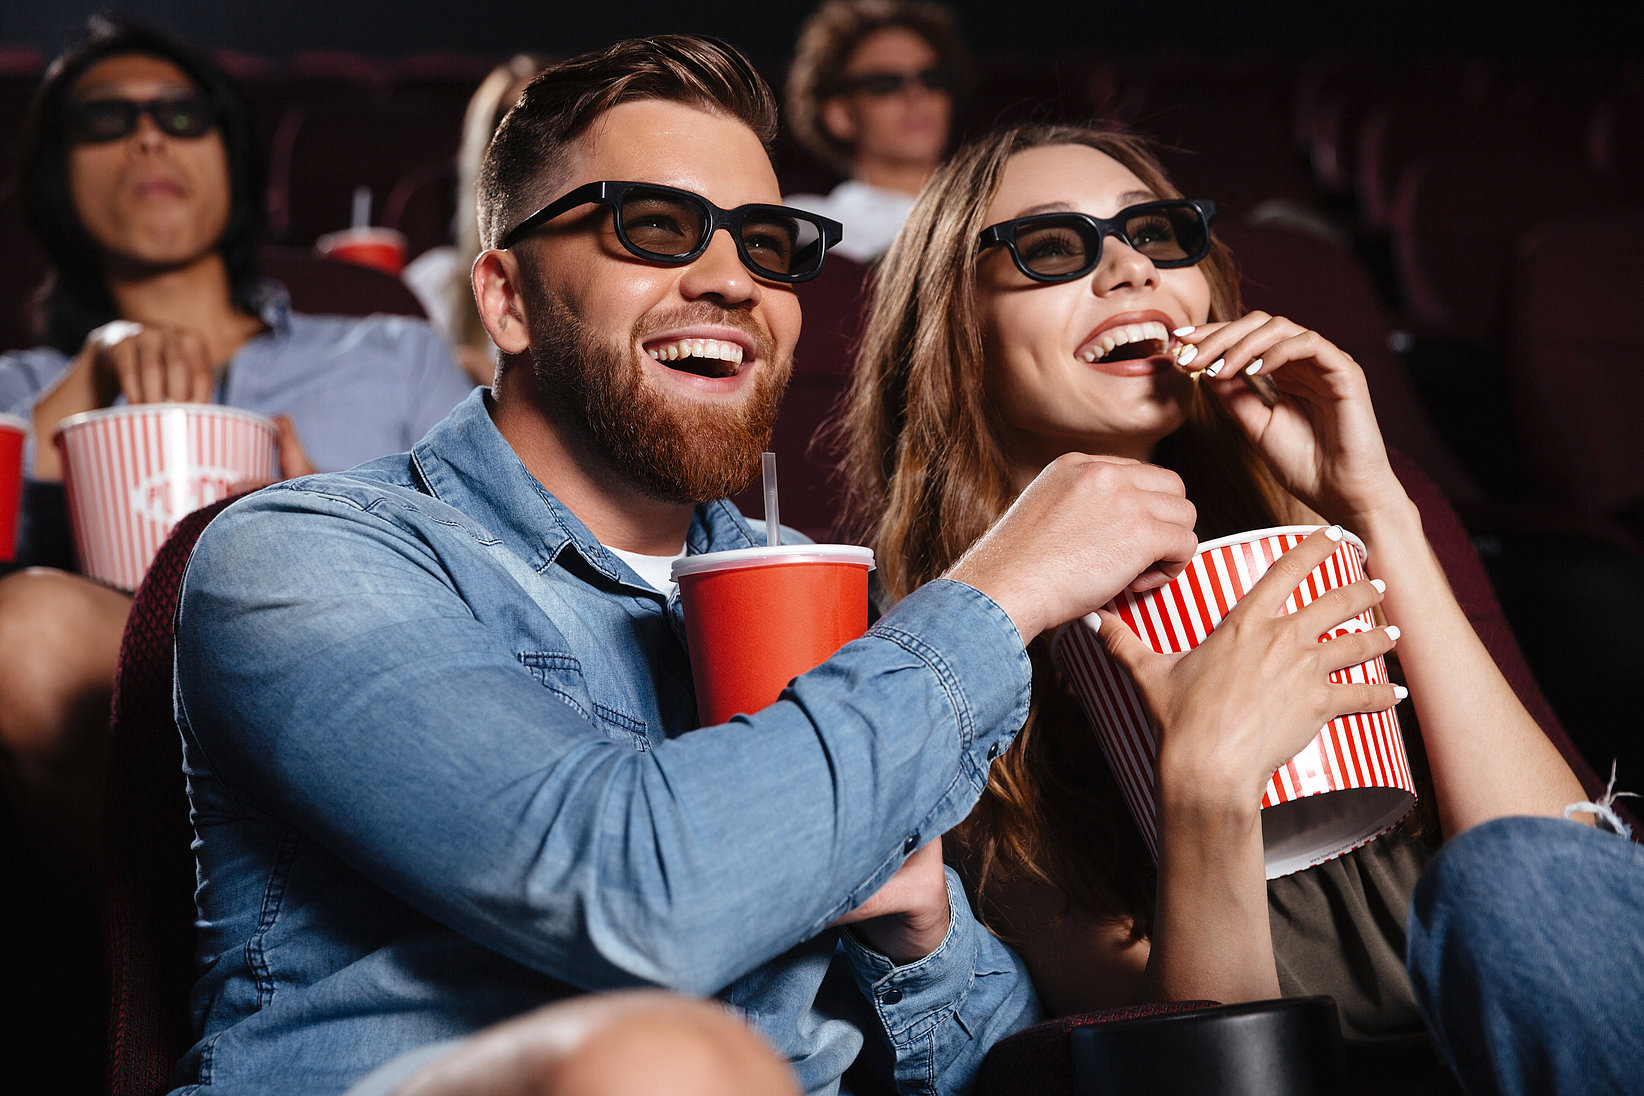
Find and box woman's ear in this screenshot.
[820,95,858,148]
[471,248,531,356]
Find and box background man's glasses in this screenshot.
[65,95,220,144]
[838,67,954,97]
[502,180,844,283]
[978,199,1218,283]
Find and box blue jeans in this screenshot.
[1406,815,1644,1096]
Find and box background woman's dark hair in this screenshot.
[13,15,268,353]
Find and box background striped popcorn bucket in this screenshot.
[54,404,277,592]
[0,413,25,562]
[1051,525,1415,879]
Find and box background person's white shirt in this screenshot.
[784,179,916,263]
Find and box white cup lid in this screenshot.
[670,543,874,580]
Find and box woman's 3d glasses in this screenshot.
[978,198,1218,283]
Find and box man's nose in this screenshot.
[678,226,758,306]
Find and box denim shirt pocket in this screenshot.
[517,651,652,752]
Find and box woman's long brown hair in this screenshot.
[834,122,1301,936]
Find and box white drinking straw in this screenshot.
[762,451,780,547]
[351,185,372,229]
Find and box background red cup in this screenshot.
[672,544,875,726]
[0,413,26,563]
[54,404,277,591]
[314,226,409,276]
[1051,525,1415,879]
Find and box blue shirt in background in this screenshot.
[0,283,475,568]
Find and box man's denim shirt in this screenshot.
[171,388,1040,1095]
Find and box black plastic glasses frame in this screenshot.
[977,198,1218,283]
[837,66,955,97]
[500,180,845,284]
[65,95,221,144]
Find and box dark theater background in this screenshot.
[1,0,1640,1080]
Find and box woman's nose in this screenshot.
[1091,236,1159,295]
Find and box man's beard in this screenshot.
[526,292,790,504]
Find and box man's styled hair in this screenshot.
[785,0,972,175]
[477,35,779,252]
[14,16,268,353]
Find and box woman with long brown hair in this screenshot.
[838,121,1587,1083]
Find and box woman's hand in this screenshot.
[1098,527,1402,809]
[1174,313,1407,528]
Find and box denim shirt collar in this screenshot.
[405,388,764,595]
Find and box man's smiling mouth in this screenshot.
[645,337,745,378]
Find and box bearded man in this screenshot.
[171,34,1201,1096]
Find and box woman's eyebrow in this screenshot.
[1010,190,1163,219]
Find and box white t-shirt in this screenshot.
[606,543,686,595]
[784,179,917,263]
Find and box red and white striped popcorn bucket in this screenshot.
[54,404,277,592]
[1051,526,1416,879]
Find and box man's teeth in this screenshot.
[1080,321,1170,363]
[646,338,745,366]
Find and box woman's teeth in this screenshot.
[1080,321,1170,364]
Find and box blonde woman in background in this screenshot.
[403,53,551,384]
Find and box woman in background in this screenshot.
[402,52,551,383]
[782,0,969,263]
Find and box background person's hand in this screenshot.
[945,453,1199,643]
[229,414,317,494]
[79,319,218,407]
[31,320,221,482]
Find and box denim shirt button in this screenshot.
[903,832,919,854]
[881,986,904,1005]
[986,742,1000,760]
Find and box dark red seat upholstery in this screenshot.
[730,253,872,543]
[266,92,464,246]
[258,245,428,319]
[1389,141,1625,344]
[104,494,245,1096]
[1219,216,1483,509]
[1505,210,1644,533]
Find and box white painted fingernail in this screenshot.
[1393,684,1409,701]
[1385,624,1400,641]
[1246,357,1265,375]
[1325,525,1344,541]
[1202,358,1225,378]
[1174,343,1199,367]
[1172,325,1196,337]
[1371,578,1386,593]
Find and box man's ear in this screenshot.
[820,96,857,147]
[472,248,531,356]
